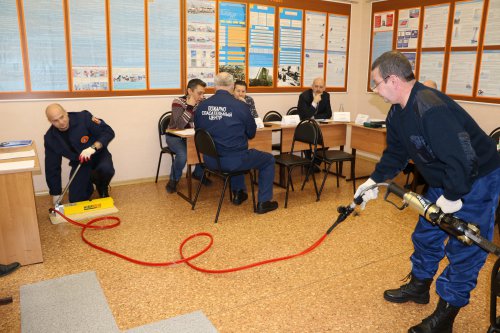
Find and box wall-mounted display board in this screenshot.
[0,0,350,99]
[369,0,500,104]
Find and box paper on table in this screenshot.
[0,160,35,171]
[265,121,282,125]
[174,128,195,135]
[0,149,35,160]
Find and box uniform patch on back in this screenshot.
[80,136,89,143]
[92,116,101,125]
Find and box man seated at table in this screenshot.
[233,80,258,118]
[297,77,333,171]
[297,77,332,121]
[44,103,115,204]
[194,72,278,214]
[165,78,210,194]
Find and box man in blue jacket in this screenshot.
[44,103,115,204]
[355,51,500,332]
[194,73,278,214]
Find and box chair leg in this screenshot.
[248,171,256,212]
[214,177,230,223]
[284,167,293,208]
[335,162,340,188]
[155,152,163,183]
[301,163,314,191]
[191,170,206,210]
[351,158,356,194]
[317,162,333,201]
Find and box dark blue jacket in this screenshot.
[371,81,500,200]
[297,89,332,120]
[194,90,256,156]
[44,110,115,195]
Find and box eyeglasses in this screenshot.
[371,75,390,90]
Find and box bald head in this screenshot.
[312,77,325,95]
[423,80,438,89]
[46,103,69,131]
[214,72,234,92]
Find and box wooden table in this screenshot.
[0,142,43,265]
[279,122,347,153]
[166,128,274,204]
[349,123,387,180]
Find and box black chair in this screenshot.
[308,121,356,200]
[489,127,500,235]
[191,129,256,223]
[263,110,282,122]
[274,120,319,208]
[402,162,429,194]
[287,106,298,115]
[263,111,283,153]
[155,111,176,183]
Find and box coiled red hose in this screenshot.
[50,209,329,273]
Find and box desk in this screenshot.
[0,142,43,265]
[349,123,387,180]
[279,122,347,153]
[166,128,273,204]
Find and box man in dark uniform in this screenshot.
[297,77,332,121]
[355,51,500,332]
[194,72,278,214]
[44,103,115,204]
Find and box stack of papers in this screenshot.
[0,140,32,148]
[0,160,35,171]
[0,149,35,160]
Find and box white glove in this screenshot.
[79,146,96,163]
[52,195,59,205]
[354,178,379,209]
[436,195,462,214]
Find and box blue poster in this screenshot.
[219,2,246,81]
[371,31,393,66]
[278,8,303,87]
[0,0,25,92]
[249,4,274,87]
[69,0,108,91]
[148,0,181,89]
[24,0,68,91]
[110,0,146,90]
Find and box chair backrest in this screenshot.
[310,120,326,148]
[287,106,298,115]
[490,127,500,148]
[158,111,172,148]
[291,119,318,153]
[263,110,282,122]
[194,129,222,170]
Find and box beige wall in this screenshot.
[0,2,498,194]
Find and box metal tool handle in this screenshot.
[55,163,82,206]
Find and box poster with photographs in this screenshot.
[69,0,108,91]
[451,0,484,47]
[373,11,395,32]
[484,0,500,45]
[218,2,246,81]
[446,51,477,96]
[186,0,216,87]
[422,4,450,48]
[110,0,146,90]
[278,8,303,87]
[397,8,420,49]
[248,4,274,87]
[402,52,416,72]
[326,14,348,87]
[303,11,326,86]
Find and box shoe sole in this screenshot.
[383,293,429,304]
[256,206,278,214]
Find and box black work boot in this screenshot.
[408,297,461,333]
[384,273,432,304]
[98,185,110,198]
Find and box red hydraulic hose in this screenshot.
[50,209,330,273]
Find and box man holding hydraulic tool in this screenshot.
[44,103,115,204]
[355,51,500,333]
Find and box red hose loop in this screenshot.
[50,209,329,273]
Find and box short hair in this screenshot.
[234,80,247,89]
[186,78,206,92]
[214,72,234,87]
[371,51,415,82]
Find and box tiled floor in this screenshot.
[0,159,497,332]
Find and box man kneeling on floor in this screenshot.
[194,72,278,214]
